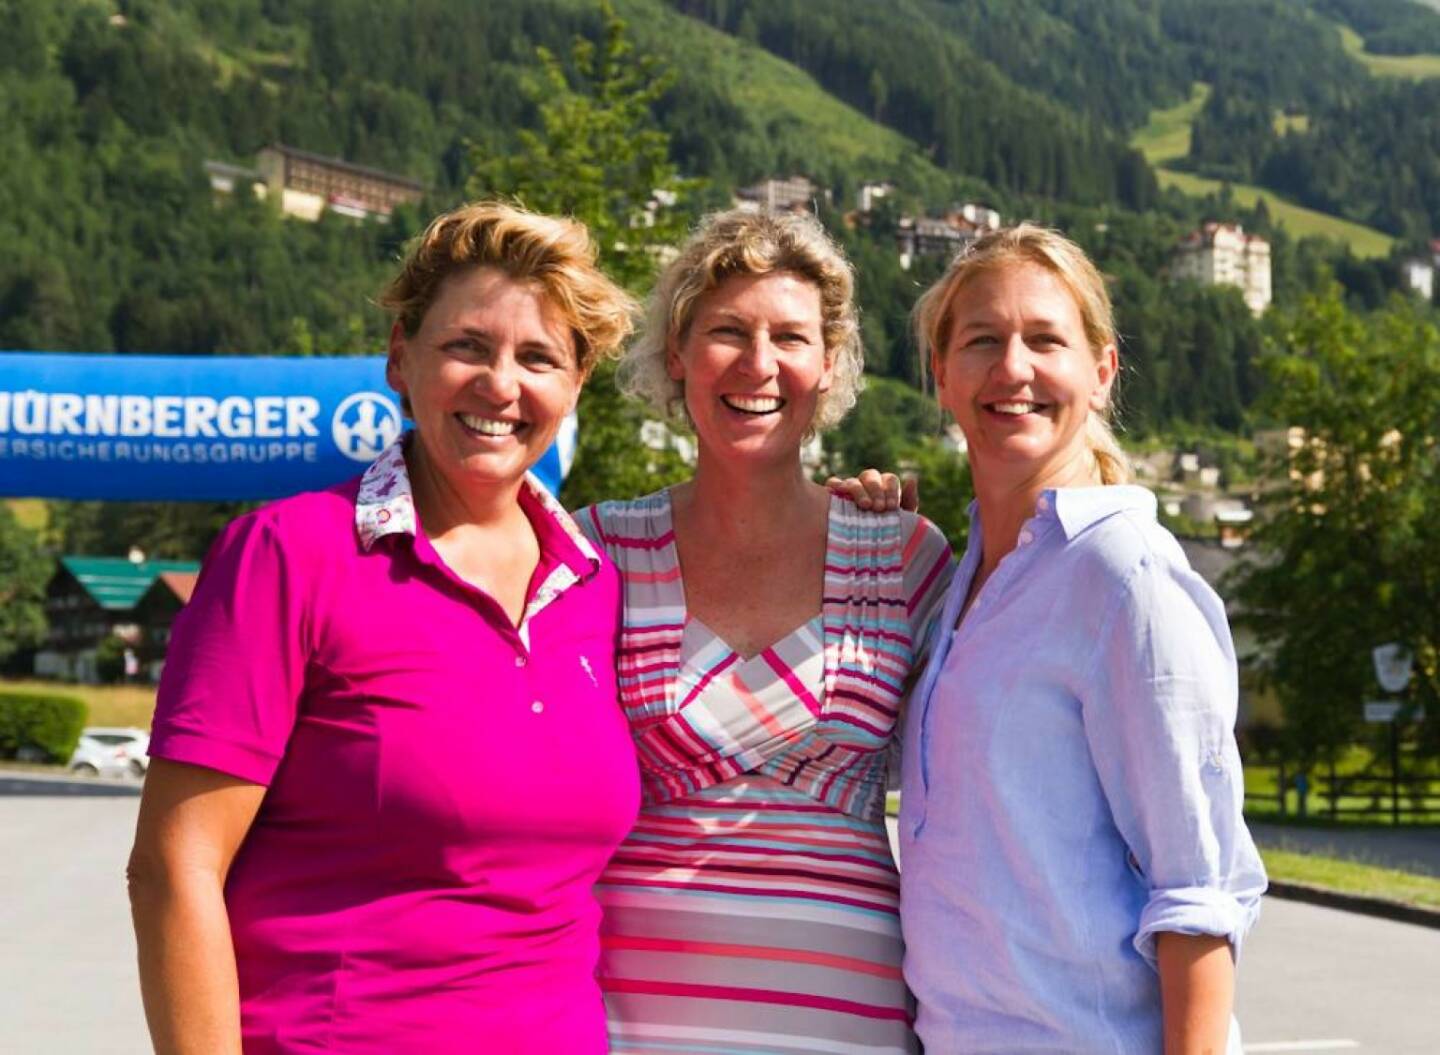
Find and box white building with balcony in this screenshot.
[1171,222,1272,315]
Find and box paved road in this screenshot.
[1236,897,1440,1054]
[1250,820,1440,879]
[0,775,149,1055]
[2,779,1437,1054]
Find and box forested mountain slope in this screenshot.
[0,0,918,361]
[0,0,1146,365]
[0,0,1432,424]
[670,0,1440,239]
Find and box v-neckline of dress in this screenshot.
[663,487,837,664]
[682,612,823,669]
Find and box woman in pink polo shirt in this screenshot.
[127,202,642,1054]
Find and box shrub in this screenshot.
[0,692,88,763]
[95,635,129,685]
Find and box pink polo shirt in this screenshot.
[150,440,640,1054]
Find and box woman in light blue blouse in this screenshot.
[899,224,1266,1054]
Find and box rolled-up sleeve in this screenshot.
[149,512,310,786]
[1081,552,1267,968]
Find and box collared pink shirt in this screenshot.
[150,440,640,1054]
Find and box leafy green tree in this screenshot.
[0,505,51,664]
[904,440,972,552]
[826,377,939,477]
[1232,284,1440,760]
[466,0,697,291]
[468,0,700,506]
[47,500,253,560]
[823,378,969,551]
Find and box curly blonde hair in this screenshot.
[379,201,638,375]
[619,208,865,433]
[912,223,1131,485]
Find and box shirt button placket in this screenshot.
[514,648,538,714]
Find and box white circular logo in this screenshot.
[331,392,402,462]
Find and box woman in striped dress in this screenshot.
[577,209,953,1055]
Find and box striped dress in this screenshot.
[578,490,954,1055]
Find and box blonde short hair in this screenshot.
[619,208,864,432]
[912,223,1131,485]
[379,201,638,375]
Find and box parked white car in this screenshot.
[68,727,150,778]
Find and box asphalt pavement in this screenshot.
[1236,896,1440,1054]
[2,777,1437,1054]
[0,773,149,1055]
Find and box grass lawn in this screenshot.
[1244,748,1440,823]
[1261,848,1440,910]
[1130,82,1395,260]
[1154,167,1394,259]
[1337,24,1440,80]
[4,499,48,531]
[1,677,157,729]
[615,0,945,178]
[1131,83,1211,166]
[1272,111,1309,136]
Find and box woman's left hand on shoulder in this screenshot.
[826,470,919,512]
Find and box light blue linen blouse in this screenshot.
[899,485,1266,1054]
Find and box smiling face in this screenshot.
[386,266,581,495]
[668,270,832,465]
[932,261,1117,490]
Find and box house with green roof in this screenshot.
[36,555,201,683]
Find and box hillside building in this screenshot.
[734,176,826,214]
[1171,222,1272,316]
[204,145,424,222]
[257,145,424,220]
[856,181,894,213]
[1401,257,1434,302]
[34,555,199,682]
[897,216,970,270]
[950,202,1001,231]
[896,203,1002,270]
[203,159,260,196]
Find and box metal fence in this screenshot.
[1245,758,1440,822]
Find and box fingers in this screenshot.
[829,469,902,511]
[873,471,903,510]
[901,474,921,513]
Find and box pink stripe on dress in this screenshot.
[603,979,912,1023]
[574,491,954,1055]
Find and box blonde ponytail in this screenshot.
[1085,413,1131,485]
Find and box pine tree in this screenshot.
[466,0,699,292]
[466,0,701,506]
[0,504,50,664]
